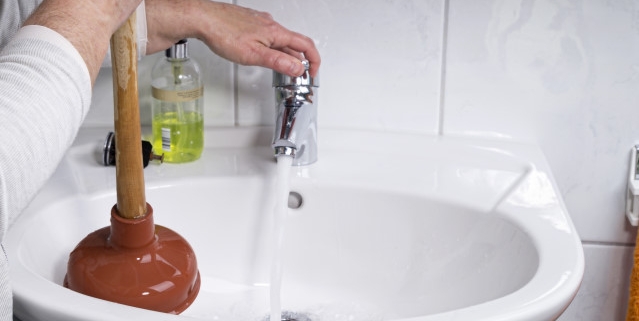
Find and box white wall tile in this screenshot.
[235,0,445,133]
[444,0,639,244]
[559,243,633,321]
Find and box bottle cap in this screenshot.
[165,39,188,59]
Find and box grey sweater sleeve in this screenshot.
[0,26,92,239]
[0,24,91,320]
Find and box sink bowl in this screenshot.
[7,127,584,321]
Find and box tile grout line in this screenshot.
[233,63,239,127]
[232,0,239,127]
[582,240,636,247]
[437,0,450,136]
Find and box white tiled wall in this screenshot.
[443,2,639,318]
[560,244,633,320]
[445,0,639,245]
[235,0,445,132]
[84,0,639,320]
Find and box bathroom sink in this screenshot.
[6,127,584,321]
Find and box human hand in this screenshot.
[144,0,320,77]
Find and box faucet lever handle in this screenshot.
[273,60,318,88]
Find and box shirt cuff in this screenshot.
[102,1,147,68]
[136,0,148,57]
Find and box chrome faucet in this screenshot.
[272,60,319,165]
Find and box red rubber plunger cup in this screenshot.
[64,204,200,313]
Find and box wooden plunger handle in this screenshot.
[628,241,639,319]
[111,14,147,219]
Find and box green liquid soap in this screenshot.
[152,111,204,163]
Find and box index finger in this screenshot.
[272,31,321,77]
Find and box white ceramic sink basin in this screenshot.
[7,127,583,321]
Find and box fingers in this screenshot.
[249,45,321,78]
[268,30,321,77]
[304,48,321,78]
[224,30,320,78]
[146,0,321,77]
[220,4,321,77]
[251,46,306,77]
[281,47,304,61]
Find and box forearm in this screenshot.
[23,0,142,84]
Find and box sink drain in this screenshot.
[288,192,303,209]
[262,311,313,321]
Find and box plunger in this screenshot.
[64,14,201,313]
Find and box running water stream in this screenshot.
[270,155,293,321]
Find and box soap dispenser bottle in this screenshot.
[151,39,204,163]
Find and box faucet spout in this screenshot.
[272,60,319,165]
